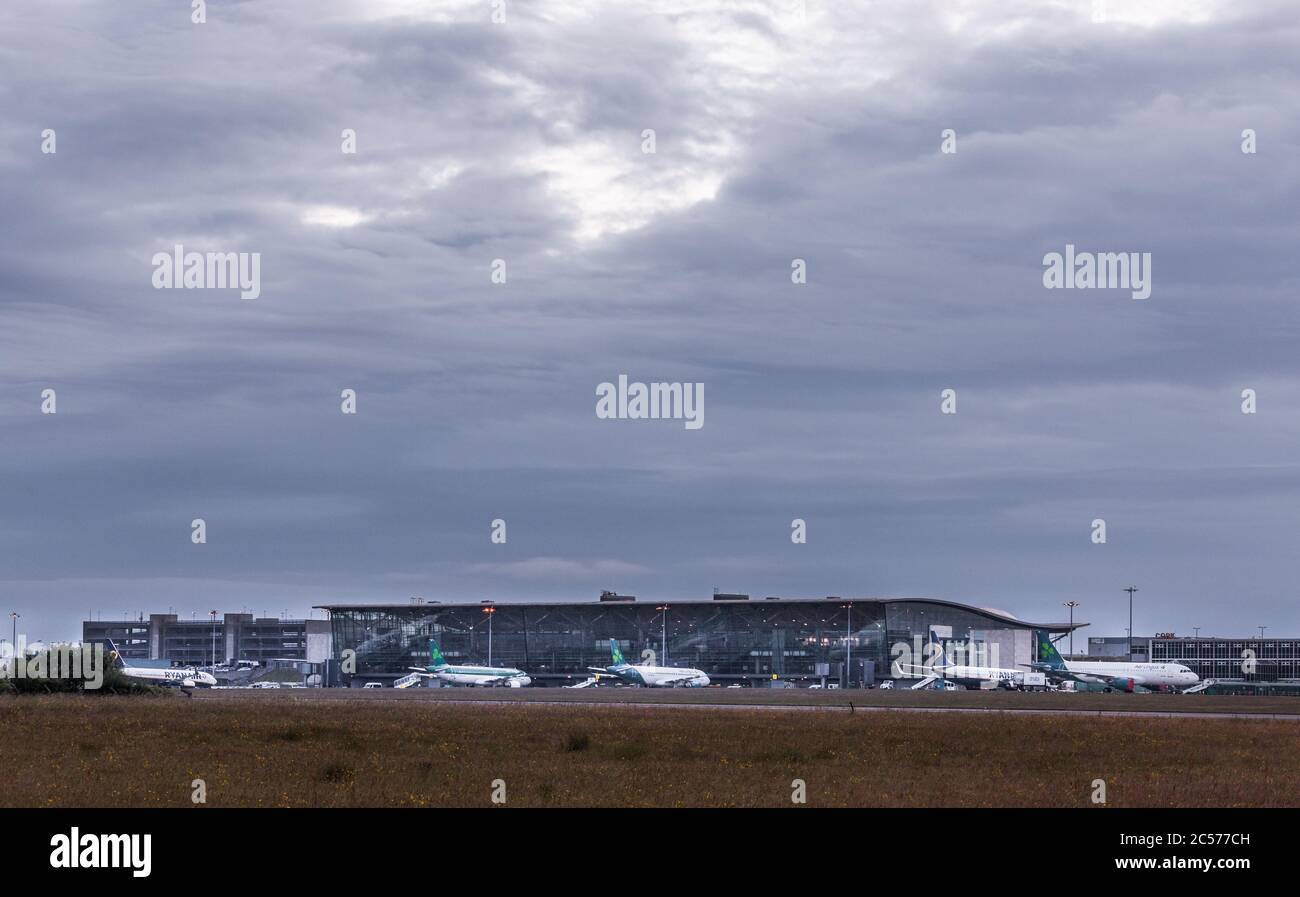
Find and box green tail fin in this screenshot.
[429,639,447,668]
[1033,630,1066,668]
[609,638,626,666]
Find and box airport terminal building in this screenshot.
[318,594,1080,687]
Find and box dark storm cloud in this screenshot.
[1,0,1299,642]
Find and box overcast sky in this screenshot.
[2,0,1298,643]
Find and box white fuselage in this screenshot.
[1060,661,1198,689]
[434,665,531,687]
[613,664,710,687]
[935,664,1026,687]
[122,665,217,687]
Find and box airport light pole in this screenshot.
[841,602,852,688]
[482,606,496,666]
[1124,586,1138,661]
[210,610,218,669]
[656,605,669,666]
[1259,626,1268,639]
[1063,602,1079,658]
[9,611,17,653]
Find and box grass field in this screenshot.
[3,692,1299,807]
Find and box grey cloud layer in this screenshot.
[2,0,1298,640]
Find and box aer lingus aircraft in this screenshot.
[589,638,709,687]
[402,639,531,687]
[1025,629,1200,692]
[102,638,217,694]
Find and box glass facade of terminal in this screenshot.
[1151,638,1300,681]
[325,598,1064,684]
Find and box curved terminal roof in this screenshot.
[315,595,1086,632]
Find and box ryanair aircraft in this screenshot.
[102,638,217,694]
[902,630,1030,690]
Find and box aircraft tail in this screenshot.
[928,630,951,668]
[609,638,626,666]
[1033,630,1067,669]
[428,639,448,669]
[101,638,126,669]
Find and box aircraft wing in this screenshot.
[581,670,618,682]
[1023,664,1132,688]
[897,663,940,678]
[1072,672,1134,687]
[1023,662,1074,681]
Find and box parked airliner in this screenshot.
[103,638,217,694]
[405,639,531,687]
[590,639,709,687]
[1027,630,1200,692]
[903,631,1031,690]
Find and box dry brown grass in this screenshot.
[2,692,1298,807]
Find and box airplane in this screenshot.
[1025,629,1200,693]
[902,631,1032,690]
[589,638,709,687]
[404,639,531,687]
[102,638,217,695]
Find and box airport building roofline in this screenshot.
[313,595,1087,632]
